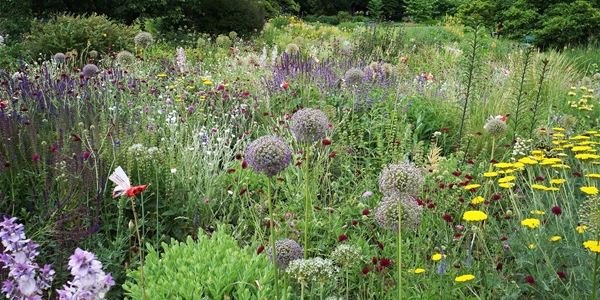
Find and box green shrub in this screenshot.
[303,15,318,23]
[338,22,358,30]
[24,13,137,59]
[123,226,280,299]
[535,1,600,49]
[270,15,291,29]
[337,11,352,23]
[317,15,340,26]
[352,16,369,23]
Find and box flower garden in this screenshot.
[2,15,600,299]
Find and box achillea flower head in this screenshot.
[286,257,339,285]
[245,135,292,177]
[54,53,66,63]
[483,115,507,137]
[267,238,303,270]
[116,50,134,65]
[82,64,98,77]
[289,108,329,143]
[455,274,475,282]
[374,193,423,232]
[134,31,154,49]
[330,244,362,268]
[345,68,364,86]
[378,161,425,196]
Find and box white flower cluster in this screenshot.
[286,257,339,285]
[511,137,532,161]
[330,244,362,268]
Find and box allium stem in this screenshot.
[346,267,349,300]
[398,201,402,300]
[267,177,280,299]
[131,197,146,300]
[303,146,311,259]
[488,136,496,173]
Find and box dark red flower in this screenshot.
[377,241,384,250]
[239,188,247,195]
[338,234,348,242]
[492,194,501,200]
[266,220,271,228]
[372,257,378,265]
[32,154,40,162]
[322,139,331,146]
[454,233,462,237]
[551,206,562,215]
[467,160,474,164]
[441,128,449,133]
[295,161,302,166]
[439,183,446,189]
[525,276,535,285]
[500,237,508,241]
[71,134,81,141]
[362,267,370,275]
[351,220,358,226]
[380,258,391,268]
[83,151,91,160]
[573,172,582,177]
[277,177,284,181]
[329,152,336,158]
[452,171,461,176]
[227,168,236,174]
[241,161,247,169]
[427,203,436,209]
[454,265,461,269]
[362,209,370,215]
[535,176,545,181]
[235,154,242,160]
[131,247,137,253]
[465,174,473,180]
[442,214,452,222]
[557,271,566,279]
[496,263,503,271]
[3,162,10,168]
[490,159,498,163]
[257,245,265,254]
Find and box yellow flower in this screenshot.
[414,268,425,274]
[463,210,488,221]
[553,127,565,131]
[157,73,168,78]
[530,210,545,215]
[550,179,566,184]
[551,164,570,169]
[103,33,107,37]
[531,184,547,190]
[521,218,541,229]
[570,135,591,140]
[431,253,446,261]
[518,157,538,165]
[528,244,536,249]
[464,184,481,190]
[455,274,475,282]
[498,176,516,183]
[203,80,213,85]
[550,236,561,242]
[584,240,600,253]
[483,172,498,177]
[499,182,515,188]
[586,174,600,178]
[572,146,593,151]
[530,150,543,155]
[545,187,560,191]
[581,186,599,195]
[493,162,513,168]
[577,225,588,233]
[471,196,485,205]
[553,133,565,138]
[575,154,600,160]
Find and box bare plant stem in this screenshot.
[267,177,279,299]
[130,197,146,300]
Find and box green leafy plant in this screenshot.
[123,226,281,299]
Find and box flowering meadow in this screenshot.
[2,16,600,299]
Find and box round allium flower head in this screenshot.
[268,238,303,270]
[54,53,66,63]
[82,64,98,77]
[134,31,154,49]
[382,63,394,77]
[374,194,423,232]
[289,108,329,143]
[245,135,292,177]
[330,244,362,268]
[484,115,507,137]
[117,50,134,65]
[89,50,98,58]
[345,67,364,86]
[285,43,300,55]
[287,257,339,285]
[378,161,425,196]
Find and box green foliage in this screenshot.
[0,0,32,42]
[404,0,436,23]
[501,0,541,41]
[367,0,385,21]
[316,15,340,25]
[270,15,292,29]
[456,0,496,31]
[123,226,279,299]
[185,0,267,36]
[24,13,137,59]
[337,11,352,23]
[535,1,600,49]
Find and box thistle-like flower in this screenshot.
[378,161,425,196]
[289,108,329,143]
[245,136,292,177]
[374,193,423,232]
[82,64,98,77]
[483,115,507,137]
[267,238,303,270]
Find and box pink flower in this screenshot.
[32,154,40,162]
[362,191,373,197]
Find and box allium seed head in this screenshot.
[484,116,507,137]
[289,108,329,143]
[378,161,425,196]
[345,68,364,86]
[268,238,303,270]
[82,64,98,77]
[134,32,154,49]
[54,53,66,63]
[245,135,292,177]
[285,43,300,55]
[330,244,362,268]
[116,50,134,65]
[374,193,423,232]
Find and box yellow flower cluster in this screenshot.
[521,218,541,229]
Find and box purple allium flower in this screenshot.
[374,193,423,232]
[54,53,66,63]
[378,161,425,196]
[188,105,194,112]
[82,64,98,77]
[267,239,303,270]
[289,108,329,143]
[83,151,91,160]
[245,135,292,177]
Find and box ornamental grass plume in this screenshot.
[374,193,423,232]
[82,64,98,77]
[289,108,329,143]
[245,135,292,177]
[267,238,303,270]
[134,32,154,49]
[378,161,425,196]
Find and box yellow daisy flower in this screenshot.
[581,186,599,195]
[463,210,488,221]
[521,218,541,229]
[550,236,561,242]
